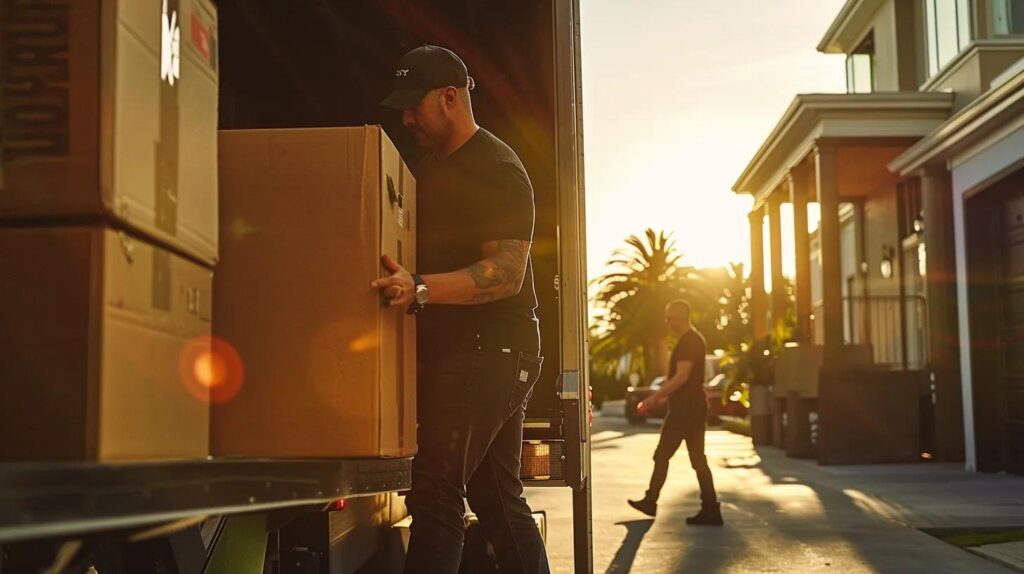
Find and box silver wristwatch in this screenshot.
[408,274,429,315]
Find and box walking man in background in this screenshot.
[373,45,550,573]
[628,299,723,525]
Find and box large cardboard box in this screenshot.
[0,0,220,265]
[0,226,212,461]
[213,126,417,459]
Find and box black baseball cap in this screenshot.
[380,45,473,110]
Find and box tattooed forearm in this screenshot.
[468,292,500,304]
[467,260,505,289]
[495,239,528,285]
[421,240,531,306]
[468,240,528,288]
[457,240,530,304]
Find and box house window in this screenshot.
[993,0,1024,35]
[925,0,972,77]
[846,33,875,93]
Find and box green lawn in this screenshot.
[936,529,1024,548]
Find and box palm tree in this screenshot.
[694,262,750,351]
[590,229,702,380]
[715,263,796,408]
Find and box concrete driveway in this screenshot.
[524,409,1024,573]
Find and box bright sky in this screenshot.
[580,0,849,279]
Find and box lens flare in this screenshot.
[193,351,228,389]
[348,332,379,352]
[179,336,244,404]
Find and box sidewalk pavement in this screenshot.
[524,406,1024,573]
[974,542,1024,571]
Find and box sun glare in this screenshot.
[179,336,245,404]
[582,0,845,281]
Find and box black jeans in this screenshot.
[404,350,550,574]
[645,400,718,505]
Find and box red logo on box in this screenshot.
[191,13,211,63]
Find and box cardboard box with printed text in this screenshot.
[0,0,220,265]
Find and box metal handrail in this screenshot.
[811,294,929,370]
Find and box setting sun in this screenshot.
[582,0,847,278]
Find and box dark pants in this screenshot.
[645,400,718,505]
[404,350,550,574]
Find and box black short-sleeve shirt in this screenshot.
[415,128,539,356]
[668,329,707,407]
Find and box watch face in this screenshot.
[415,285,429,305]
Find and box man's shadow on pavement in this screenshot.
[604,519,654,574]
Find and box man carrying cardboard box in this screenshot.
[373,45,550,574]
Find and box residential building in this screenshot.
[732,0,1024,474]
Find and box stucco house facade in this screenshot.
[732,0,1024,473]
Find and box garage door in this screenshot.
[1000,192,1024,474]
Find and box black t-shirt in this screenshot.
[415,128,539,356]
[667,329,707,407]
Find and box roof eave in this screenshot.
[817,0,860,53]
[731,95,806,194]
[890,66,1024,175]
[817,0,885,54]
[732,93,956,201]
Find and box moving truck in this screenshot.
[0,0,591,572]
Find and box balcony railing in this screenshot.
[811,295,929,371]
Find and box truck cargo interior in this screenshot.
[217,0,564,423]
[12,0,1024,570]
[0,0,591,570]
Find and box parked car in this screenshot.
[625,373,748,425]
[705,373,725,423]
[625,376,667,424]
[705,373,749,423]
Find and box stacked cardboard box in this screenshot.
[0,0,219,460]
[213,126,417,459]
[0,227,213,460]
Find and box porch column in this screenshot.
[788,166,813,343]
[749,210,768,341]
[919,165,965,462]
[815,144,844,363]
[768,190,788,336]
[749,208,772,445]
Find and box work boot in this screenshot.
[627,497,657,517]
[686,502,723,526]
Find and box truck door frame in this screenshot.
[553,0,593,572]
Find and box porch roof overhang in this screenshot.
[817,0,885,54]
[889,61,1024,176]
[731,93,955,209]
